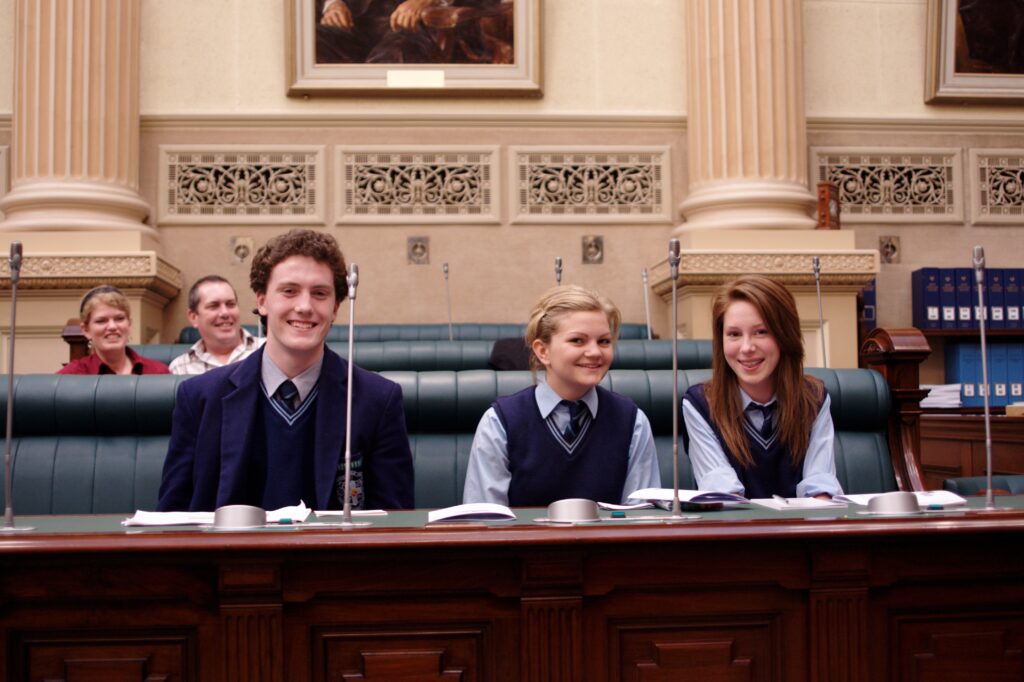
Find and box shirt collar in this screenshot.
[189,328,260,357]
[261,352,324,403]
[533,374,599,419]
[739,387,777,410]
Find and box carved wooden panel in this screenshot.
[158,146,325,225]
[221,606,283,682]
[895,614,1024,681]
[14,632,194,682]
[522,597,582,682]
[510,147,672,224]
[969,148,1024,225]
[810,588,868,682]
[614,620,774,682]
[337,147,499,224]
[315,626,485,682]
[812,147,963,223]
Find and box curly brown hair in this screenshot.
[249,229,348,302]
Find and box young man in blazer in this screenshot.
[157,229,414,512]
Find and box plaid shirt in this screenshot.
[169,329,264,375]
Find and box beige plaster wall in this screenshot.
[138,0,687,116]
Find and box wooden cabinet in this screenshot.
[920,413,1024,488]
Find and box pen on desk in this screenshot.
[772,495,789,505]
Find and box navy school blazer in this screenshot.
[156,346,414,511]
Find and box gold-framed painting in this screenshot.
[286,0,541,97]
[925,0,1024,103]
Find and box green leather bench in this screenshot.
[177,323,654,344]
[137,339,712,372]
[943,475,1024,496]
[0,365,904,515]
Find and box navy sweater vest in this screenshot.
[494,385,637,506]
[685,382,824,498]
[254,390,319,510]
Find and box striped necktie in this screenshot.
[275,380,299,415]
[562,400,588,441]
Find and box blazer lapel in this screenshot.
[216,349,262,505]
[314,349,346,508]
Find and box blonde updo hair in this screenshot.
[79,285,131,326]
[525,285,621,371]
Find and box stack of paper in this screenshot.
[920,384,962,409]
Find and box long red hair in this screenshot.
[704,275,823,468]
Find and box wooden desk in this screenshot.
[920,414,1024,488]
[2,503,1024,682]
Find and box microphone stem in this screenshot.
[4,270,17,529]
[813,261,828,368]
[641,268,652,340]
[976,270,994,509]
[342,286,356,525]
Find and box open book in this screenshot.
[835,490,967,507]
[627,488,749,505]
[427,503,516,523]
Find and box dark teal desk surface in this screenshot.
[4,496,1024,555]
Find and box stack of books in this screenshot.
[912,267,1022,330]
[946,342,1024,407]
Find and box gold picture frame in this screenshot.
[286,0,541,97]
[925,0,1024,103]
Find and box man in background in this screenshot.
[169,275,263,375]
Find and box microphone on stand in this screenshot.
[973,246,996,510]
[554,257,563,286]
[3,241,32,532]
[443,262,453,342]
[666,239,688,522]
[341,263,371,527]
[641,267,653,340]
[812,256,828,368]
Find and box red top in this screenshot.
[58,347,171,375]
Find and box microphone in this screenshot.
[443,263,453,342]
[973,246,996,510]
[812,256,828,368]
[341,263,371,527]
[641,267,653,340]
[3,242,32,532]
[666,239,687,521]
[555,257,563,286]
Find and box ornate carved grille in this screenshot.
[163,150,320,222]
[813,149,962,222]
[512,149,669,222]
[973,150,1024,223]
[339,150,495,222]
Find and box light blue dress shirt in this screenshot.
[682,388,843,498]
[463,379,661,505]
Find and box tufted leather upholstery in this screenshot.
[140,339,712,372]
[177,323,654,344]
[943,475,1024,496]
[0,366,896,514]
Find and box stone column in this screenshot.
[0,0,153,237]
[679,0,816,231]
[0,0,178,372]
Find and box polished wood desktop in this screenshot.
[2,502,1024,682]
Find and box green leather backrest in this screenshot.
[177,322,653,344]
[0,366,895,514]
[943,475,1024,496]
[138,339,713,372]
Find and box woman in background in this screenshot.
[463,285,660,506]
[683,275,842,499]
[58,286,170,375]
